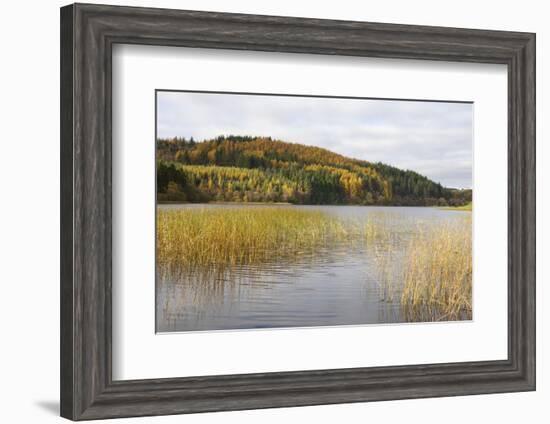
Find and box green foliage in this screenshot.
[156,135,471,205]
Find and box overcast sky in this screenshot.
[157,91,472,189]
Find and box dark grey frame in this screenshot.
[60,3,536,421]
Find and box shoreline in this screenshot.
[438,202,472,212]
[157,200,470,208]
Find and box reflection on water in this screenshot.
[156,205,470,332]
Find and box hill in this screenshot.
[156,135,471,206]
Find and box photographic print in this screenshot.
[156,90,473,333]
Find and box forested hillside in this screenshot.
[156,136,471,206]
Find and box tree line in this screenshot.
[157,135,471,206]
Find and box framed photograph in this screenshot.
[60,3,535,420]
[154,90,474,332]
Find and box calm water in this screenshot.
[156,204,469,332]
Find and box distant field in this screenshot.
[440,202,472,211]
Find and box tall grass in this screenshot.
[157,207,350,271]
[400,216,472,321]
[157,206,472,323]
[362,213,472,321]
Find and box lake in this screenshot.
[156,204,471,332]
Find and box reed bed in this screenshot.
[157,206,472,323]
[400,216,472,321]
[157,207,350,271]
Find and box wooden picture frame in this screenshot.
[60,3,535,420]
